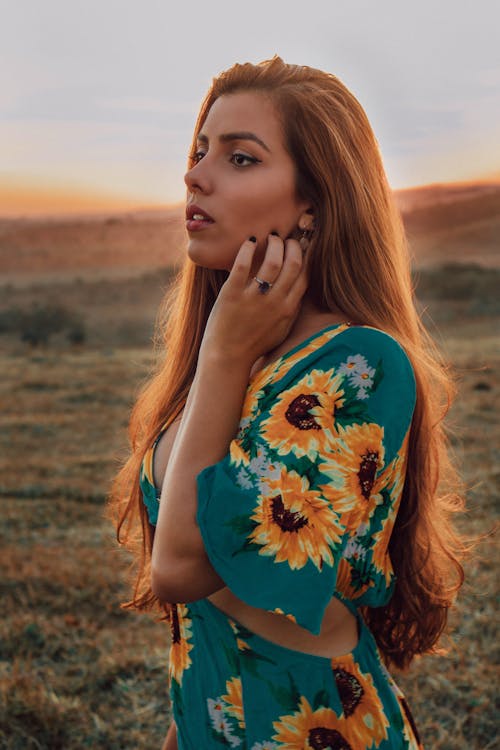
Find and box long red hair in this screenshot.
[109,56,466,669]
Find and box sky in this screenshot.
[1,0,499,213]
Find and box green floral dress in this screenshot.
[140,323,424,750]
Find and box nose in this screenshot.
[184,158,212,194]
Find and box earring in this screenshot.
[298,220,314,252]
[299,228,310,252]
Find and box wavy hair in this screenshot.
[109,56,466,669]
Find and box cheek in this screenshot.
[243,173,299,230]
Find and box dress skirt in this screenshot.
[168,598,423,750]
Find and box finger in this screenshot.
[226,237,258,290]
[271,238,304,295]
[252,233,284,289]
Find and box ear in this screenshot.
[297,207,315,231]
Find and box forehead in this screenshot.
[199,91,285,149]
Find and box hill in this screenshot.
[395,181,500,268]
[0,206,185,285]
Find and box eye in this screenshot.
[230,152,260,167]
[188,150,206,165]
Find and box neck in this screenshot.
[254,295,348,372]
[291,294,347,336]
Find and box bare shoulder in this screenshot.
[153,415,183,490]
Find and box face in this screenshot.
[184,91,311,271]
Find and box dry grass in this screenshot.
[0,270,498,749]
[395,325,500,749]
[0,346,172,749]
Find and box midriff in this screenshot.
[206,587,359,658]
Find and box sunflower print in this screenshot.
[272,695,353,749]
[319,422,385,533]
[260,369,345,460]
[168,603,194,687]
[335,557,371,602]
[222,676,246,729]
[330,653,389,748]
[229,619,252,652]
[370,445,408,582]
[370,505,398,585]
[272,607,297,623]
[239,378,266,429]
[249,466,349,570]
[230,438,251,467]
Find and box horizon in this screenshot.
[1,174,500,220]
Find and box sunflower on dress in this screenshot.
[368,513,395,585]
[330,652,389,748]
[272,695,354,749]
[222,676,246,730]
[249,466,350,570]
[230,438,251,467]
[369,447,408,583]
[240,378,266,424]
[168,603,194,687]
[228,619,252,652]
[335,557,371,602]
[319,422,386,532]
[272,607,297,623]
[260,368,345,460]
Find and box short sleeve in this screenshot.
[140,437,161,526]
[196,326,416,634]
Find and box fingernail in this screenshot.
[249,236,257,242]
[270,230,280,237]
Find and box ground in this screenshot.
[0,264,498,749]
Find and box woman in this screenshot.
[110,57,465,749]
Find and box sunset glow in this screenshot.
[0,180,164,217]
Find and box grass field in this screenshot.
[0,266,498,749]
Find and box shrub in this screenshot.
[66,316,86,346]
[414,263,500,302]
[20,304,66,346]
[0,306,22,334]
[0,303,87,347]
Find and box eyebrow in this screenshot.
[197,131,271,153]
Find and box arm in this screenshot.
[151,235,307,603]
[162,720,177,750]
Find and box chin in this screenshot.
[187,241,234,272]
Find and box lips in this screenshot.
[186,204,214,222]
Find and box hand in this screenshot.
[199,233,308,367]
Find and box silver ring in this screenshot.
[253,276,273,294]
